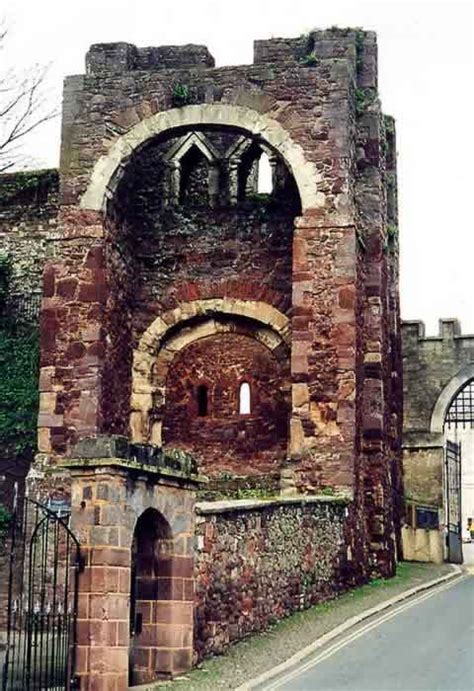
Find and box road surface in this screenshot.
[261,575,474,691]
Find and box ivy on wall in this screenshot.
[0,255,39,459]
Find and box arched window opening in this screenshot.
[197,384,208,416]
[239,382,251,415]
[257,150,273,194]
[179,145,209,205]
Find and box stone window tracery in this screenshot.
[163,130,220,207]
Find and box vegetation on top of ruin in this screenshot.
[0,168,58,206]
[355,87,376,116]
[172,82,190,107]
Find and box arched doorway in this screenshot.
[443,379,474,563]
[129,508,176,685]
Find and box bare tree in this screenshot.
[0,23,58,172]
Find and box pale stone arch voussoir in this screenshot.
[430,363,474,434]
[80,104,323,212]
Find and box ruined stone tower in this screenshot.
[1,27,403,686]
[32,28,402,565]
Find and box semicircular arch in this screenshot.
[430,363,474,433]
[80,104,322,212]
[130,299,290,444]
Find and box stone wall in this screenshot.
[402,319,474,434]
[0,170,59,316]
[163,332,289,476]
[194,495,350,659]
[402,319,474,507]
[3,27,403,582]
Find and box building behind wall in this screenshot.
[402,319,474,562]
[1,27,403,685]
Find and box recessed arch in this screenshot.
[130,299,290,444]
[430,363,474,433]
[80,104,323,212]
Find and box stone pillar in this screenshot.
[37,208,107,459]
[64,445,202,690]
[71,466,130,691]
[289,211,357,493]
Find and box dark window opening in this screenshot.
[179,146,209,206]
[197,384,208,416]
[415,506,439,530]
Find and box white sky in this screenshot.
[3,0,474,334]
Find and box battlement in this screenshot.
[86,42,215,75]
[254,28,377,87]
[85,28,377,87]
[402,319,474,343]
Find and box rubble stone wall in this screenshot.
[0,169,59,314]
[194,496,349,659]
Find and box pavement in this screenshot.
[150,562,457,690]
[254,574,474,691]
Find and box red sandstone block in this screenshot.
[84,246,105,269]
[136,600,152,623]
[156,601,193,626]
[338,285,356,309]
[90,547,129,567]
[87,673,124,691]
[156,624,185,648]
[172,648,193,674]
[183,579,194,601]
[173,557,193,579]
[89,593,128,621]
[116,621,129,646]
[77,594,90,619]
[78,282,106,303]
[57,277,78,300]
[75,645,89,674]
[89,646,128,675]
[118,568,130,593]
[88,620,118,646]
[136,623,159,646]
[155,649,173,674]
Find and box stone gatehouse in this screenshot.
[1,27,402,689]
[402,319,474,562]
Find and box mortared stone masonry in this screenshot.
[0,27,404,688]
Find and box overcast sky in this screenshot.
[3,0,473,334]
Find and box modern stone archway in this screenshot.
[79,104,323,213]
[130,299,291,445]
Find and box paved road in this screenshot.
[263,576,474,691]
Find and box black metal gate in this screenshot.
[2,490,82,690]
[445,440,463,564]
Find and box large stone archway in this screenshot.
[79,104,323,213]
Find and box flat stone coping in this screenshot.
[60,457,208,485]
[196,493,351,515]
